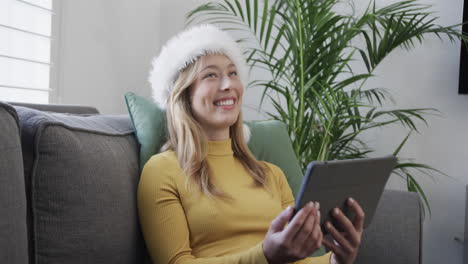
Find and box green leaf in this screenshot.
[393,130,412,156]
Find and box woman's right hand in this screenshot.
[262,202,322,264]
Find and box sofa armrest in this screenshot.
[355,189,423,264]
[0,102,29,264]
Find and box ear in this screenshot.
[243,123,251,143]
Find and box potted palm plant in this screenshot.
[187,0,468,216]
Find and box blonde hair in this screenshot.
[161,54,269,199]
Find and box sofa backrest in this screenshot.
[0,102,29,264]
[8,102,99,115]
[12,104,146,264]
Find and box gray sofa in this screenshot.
[0,101,423,264]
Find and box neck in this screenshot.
[204,127,230,141]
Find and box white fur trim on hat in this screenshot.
[149,24,249,109]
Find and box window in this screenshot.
[0,0,54,104]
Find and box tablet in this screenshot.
[293,155,397,234]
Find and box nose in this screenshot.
[220,76,232,91]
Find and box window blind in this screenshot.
[0,0,53,104]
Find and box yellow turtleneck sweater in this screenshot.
[137,138,331,264]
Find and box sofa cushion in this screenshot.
[14,106,145,264]
[0,102,28,264]
[356,189,422,264]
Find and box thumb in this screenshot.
[269,206,294,233]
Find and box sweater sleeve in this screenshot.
[137,154,269,264]
[268,163,332,264]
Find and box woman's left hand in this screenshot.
[322,197,365,264]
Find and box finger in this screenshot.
[303,205,322,246]
[348,197,365,233]
[332,207,358,244]
[308,204,322,245]
[305,223,323,254]
[283,202,314,243]
[300,210,322,258]
[309,210,323,249]
[317,226,323,247]
[293,205,317,245]
[323,238,345,259]
[324,221,354,254]
[297,210,318,258]
[313,203,321,229]
[270,206,294,233]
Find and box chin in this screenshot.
[221,120,238,128]
[213,116,238,129]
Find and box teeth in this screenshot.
[215,99,234,106]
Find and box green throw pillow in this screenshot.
[124,92,326,257]
[244,120,303,196]
[124,92,167,170]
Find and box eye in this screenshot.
[229,71,238,76]
[203,73,217,79]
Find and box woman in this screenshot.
[137,24,365,264]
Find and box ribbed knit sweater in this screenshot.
[137,138,331,264]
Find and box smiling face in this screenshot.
[188,54,243,140]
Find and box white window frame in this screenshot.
[0,0,60,104]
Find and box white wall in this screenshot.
[55,0,468,263]
[53,0,161,114]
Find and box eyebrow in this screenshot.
[201,63,236,72]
